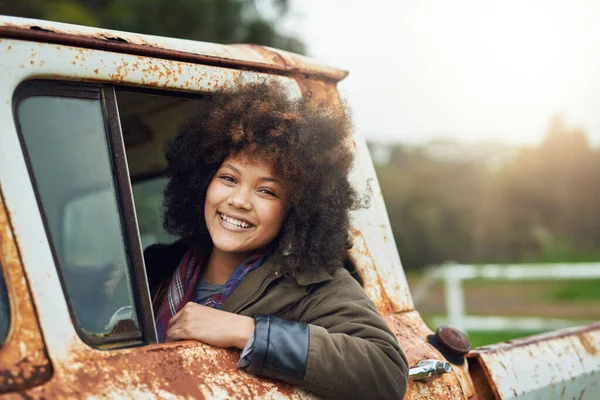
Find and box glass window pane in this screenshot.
[0,263,9,345]
[132,177,178,249]
[17,95,140,340]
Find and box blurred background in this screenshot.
[3,0,599,347]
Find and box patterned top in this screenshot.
[154,245,266,343]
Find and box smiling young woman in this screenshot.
[144,82,409,400]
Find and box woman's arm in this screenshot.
[243,268,409,400]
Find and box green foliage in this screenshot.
[377,114,600,270]
[0,0,304,53]
[44,1,99,27]
[378,148,486,270]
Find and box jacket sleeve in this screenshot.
[243,269,409,400]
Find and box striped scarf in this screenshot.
[154,246,265,343]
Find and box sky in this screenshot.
[276,0,600,146]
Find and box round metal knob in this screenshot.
[435,325,471,355]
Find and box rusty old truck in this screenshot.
[0,15,599,399]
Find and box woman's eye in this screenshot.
[219,175,236,184]
[258,188,277,197]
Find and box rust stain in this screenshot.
[292,77,341,109]
[0,23,347,83]
[467,356,499,400]
[108,64,128,82]
[349,229,395,316]
[93,68,98,75]
[18,339,314,399]
[577,333,597,355]
[0,192,52,393]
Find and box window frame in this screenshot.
[12,80,157,348]
[0,258,9,345]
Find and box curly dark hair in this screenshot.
[163,81,361,277]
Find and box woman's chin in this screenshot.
[211,240,251,256]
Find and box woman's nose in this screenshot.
[228,188,252,210]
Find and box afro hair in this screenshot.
[162,81,362,277]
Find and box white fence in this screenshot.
[413,262,600,332]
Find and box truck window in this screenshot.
[0,262,8,345]
[131,177,177,249]
[14,82,155,347]
[115,89,200,248]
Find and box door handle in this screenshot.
[408,359,451,381]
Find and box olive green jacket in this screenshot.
[147,243,409,399]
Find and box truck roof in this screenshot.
[0,15,348,82]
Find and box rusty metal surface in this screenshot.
[7,311,474,399]
[0,38,298,93]
[350,230,397,316]
[291,76,344,108]
[0,192,52,392]
[14,340,317,399]
[385,311,476,399]
[468,323,600,399]
[348,132,415,314]
[0,16,348,83]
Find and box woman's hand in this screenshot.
[165,302,255,349]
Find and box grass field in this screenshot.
[548,279,600,302]
[466,330,544,348]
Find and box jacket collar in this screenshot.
[248,255,334,286]
[294,268,333,286]
[221,256,334,313]
[267,256,334,286]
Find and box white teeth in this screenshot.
[220,213,251,228]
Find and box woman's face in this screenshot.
[204,153,287,257]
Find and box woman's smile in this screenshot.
[218,212,254,230]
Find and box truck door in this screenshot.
[0,19,477,398]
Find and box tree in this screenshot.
[375,114,600,269]
[377,146,484,270]
[0,0,304,53]
[485,114,600,262]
